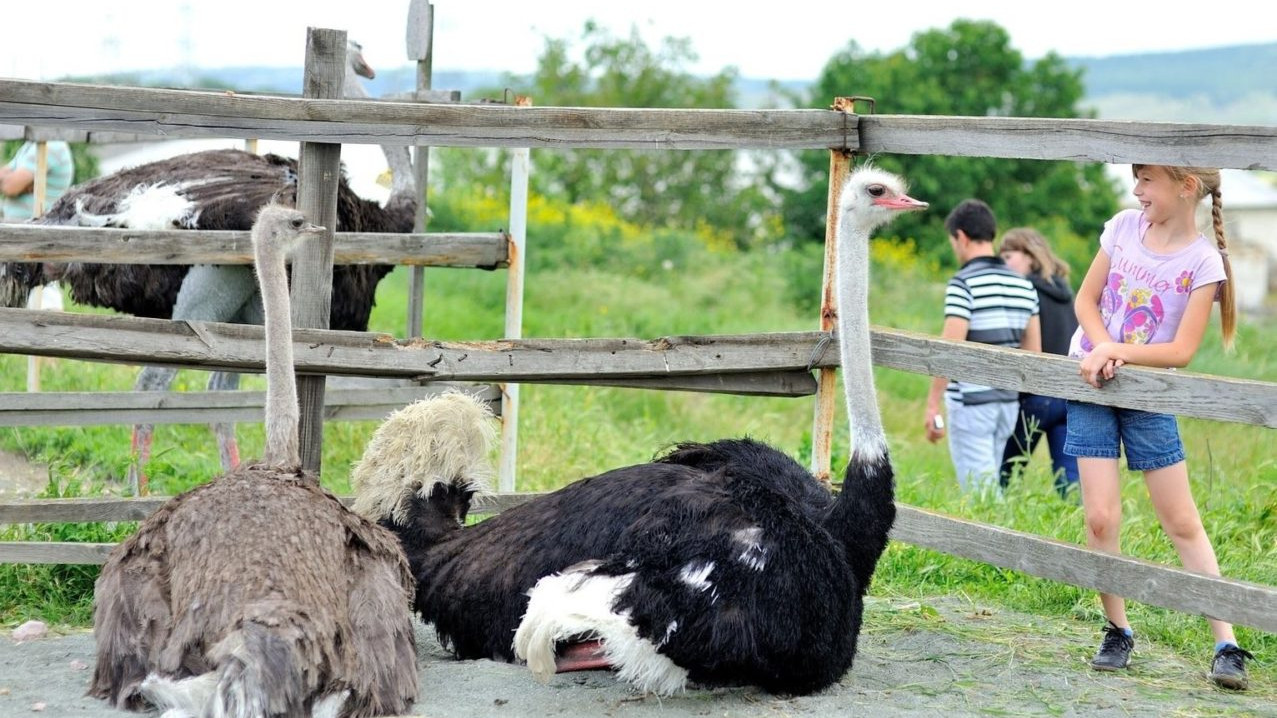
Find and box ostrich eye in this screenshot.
[290,218,304,229]
[867,184,886,197]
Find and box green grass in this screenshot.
[2,247,1273,690]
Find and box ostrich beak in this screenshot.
[304,223,327,235]
[352,51,376,80]
[873,195,928,212]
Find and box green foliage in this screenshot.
[432,20,784,249]
[0,477,134,625]
[783,20,1120,265]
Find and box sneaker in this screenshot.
[1209,644,1254,690]
[1090,621,1134,671]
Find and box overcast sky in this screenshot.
[5,0,1273,83]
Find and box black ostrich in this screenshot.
[0,40,417,491]
[351,166,926,696]
[90,204,418,718]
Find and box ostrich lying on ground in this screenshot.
[0,40,416,492]
[90,205,418,718]
[352,166,925,696]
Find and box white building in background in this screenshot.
[1106,166,1277,312]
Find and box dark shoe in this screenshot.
[1090,621,1134,671]
[1209,644,1253,690]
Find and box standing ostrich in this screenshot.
[0,40,417,490]
[351,166,926,696]
[89,205,418,718]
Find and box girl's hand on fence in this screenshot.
[1080,343,1123,388]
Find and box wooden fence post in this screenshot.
[499,96,532,492]
[406,0,433,338]
[26,139,50,393]
[809,98,856,485]
[293,28,346,472]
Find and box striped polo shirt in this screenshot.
[944,256,1039,405]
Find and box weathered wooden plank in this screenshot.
[0,491,531,526]
[861,329,1277,427]
[0,225,508,267]
[536,370,818,397]
[0,542,117,564]
[383,90,462,103]
[0,384,502,427]
[892,505,1277,633]
[0,123,152,144]
[4,80,1276,169]
[4,497,1271,633]
[860,115,1277,171]
[1,312,1272,427]
[0,81,852,151]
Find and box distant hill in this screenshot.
[1067,42,1277,124]
[61,43,1275,125]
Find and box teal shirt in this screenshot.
[2,141,74,220]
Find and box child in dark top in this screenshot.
[996,227,1079,497]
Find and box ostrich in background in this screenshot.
[0,40,418,492]
[89,205,418,718]
[352,166,925,696]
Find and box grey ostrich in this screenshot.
[89,204,418,718]
[0,39,417,492]
[353,166,926,696]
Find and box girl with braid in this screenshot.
[1065,165,1253,689]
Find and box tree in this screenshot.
[434,21,782,248]
[782,20,1119,262]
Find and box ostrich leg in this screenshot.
[127,265,260,493]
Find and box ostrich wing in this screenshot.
[88,502,180,710]
[339,515,419,715]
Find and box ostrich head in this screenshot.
[252,204,325,258]
[348,40,375,80]
[838,165,928,233]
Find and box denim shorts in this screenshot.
[1064,400,1185,471]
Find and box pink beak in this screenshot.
[352,52,376,80]
[873,194,928,211]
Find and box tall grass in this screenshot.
[1,213,1272,684]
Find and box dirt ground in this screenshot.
[2,597,1271,718]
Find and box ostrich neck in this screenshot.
[342,68,417,202]
[256,243,301,470]
[834,215,887,464]
[383,144,417,200]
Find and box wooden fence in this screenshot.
[0,30,1273,635]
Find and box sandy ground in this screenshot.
[1,598,1270,718]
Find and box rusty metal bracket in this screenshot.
[830,96,876,156]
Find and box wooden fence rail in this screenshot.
[0,383,502,427]
[2,309,1273,427]
[2,79,1276,169]
[0,225,508,268]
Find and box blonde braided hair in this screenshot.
[1132,164,1236,350]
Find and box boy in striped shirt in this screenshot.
[925,199,1041,492]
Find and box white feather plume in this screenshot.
[350,391,497,524]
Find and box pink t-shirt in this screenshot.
[1069,209,1227,358]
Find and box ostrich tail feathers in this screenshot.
[140,604,343,718]
[351,390,497,524]
[0,262,44,308]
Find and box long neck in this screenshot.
[828,210,896,595]
[383,144,417,201]
[834,215,887,465]
[256,243,300,470]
